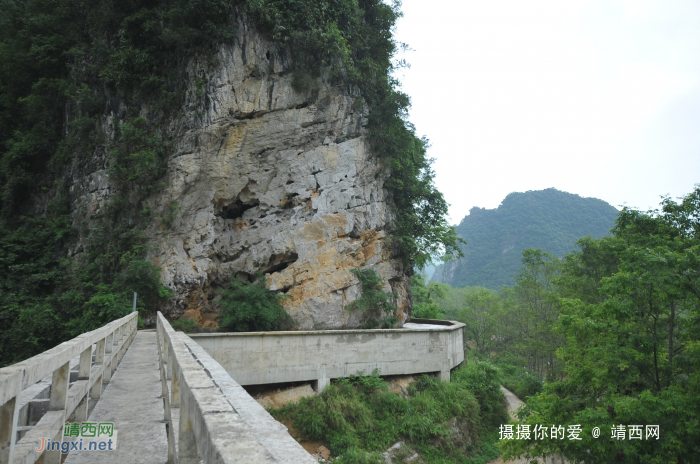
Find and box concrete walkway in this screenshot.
[488,387,567,464]
[65,332,168,464]
[488,386,528,464]
[501,386,524,421]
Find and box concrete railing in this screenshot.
[0,312,137,464]
[156,312,315,464]
[190,318,466,392]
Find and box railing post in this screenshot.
[92,337,106,401]
[78,346,92,380]
[95,337,105,366]
[46,361,69,463]
[116,326,123,366]
[0,314,142,464]
[49,362,70,412]
[116,325,124,366]
[178,400,199,464]
[74,346,93,422]
[0,374,21,464]
[164,343,171,381]
[171,366,180,408]
[104,333,114,382]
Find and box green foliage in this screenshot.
[347,268,397,329]
[370,110,464,269]
[433,188,619,289]
[409,275,445,319]
[171,317,199,333]
[271,365,506,463]
[486,353,543,400]
[0,0,461,365]
[450,360,511,433]
[160,201,181,229]
[109,117,168,192]
[0,0,228,365]
[499,186,700,463]
[434,250,563,383]
[218,273,293,332]
[452,287,501,353]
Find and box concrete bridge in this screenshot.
[0,313,465,463]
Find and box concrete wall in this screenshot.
[189,319,465,390]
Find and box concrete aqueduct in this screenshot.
[0,312,464,463]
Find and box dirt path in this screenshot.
[488,387,568,464]
[500,386,524,420]
[487,386,528,464]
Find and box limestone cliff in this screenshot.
[69,20,411,329]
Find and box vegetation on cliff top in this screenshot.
[0,0,459,365]
[433,188,618,289]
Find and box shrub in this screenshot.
[217,273,294,332]
[451,360,510,432]
[346,268,398,329]
[489,352,543,400]
[171,317,199,333]
[409,274,445,319]
[271,365,506,463]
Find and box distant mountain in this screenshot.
[432,188,619,289]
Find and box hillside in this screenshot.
[0,0,462,366]
[432,188,619,289]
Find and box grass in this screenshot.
[270,362,509,463]
[480,352,543,401]
[170,317,200,333]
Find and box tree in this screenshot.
[457,287,500,353]
[347,268,398,328]
[500,186,700,463]
[218,273,293,332]
[410,274,445,319]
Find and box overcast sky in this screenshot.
[393,0,700,225]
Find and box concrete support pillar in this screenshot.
[438,368,451,382]
[178,402,199,464]
[313,365,330,393]
[0,375,20,464]
[314,378,330,393]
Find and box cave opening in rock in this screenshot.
[264,252,299,274]
[218,199,259,220]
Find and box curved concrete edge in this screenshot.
[189,318,465,387]
[180,333,316,464]
[190,320,466,338]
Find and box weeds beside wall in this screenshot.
[271,363,508,463]
[346,268,397,329]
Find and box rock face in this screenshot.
[70,19,411,329]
